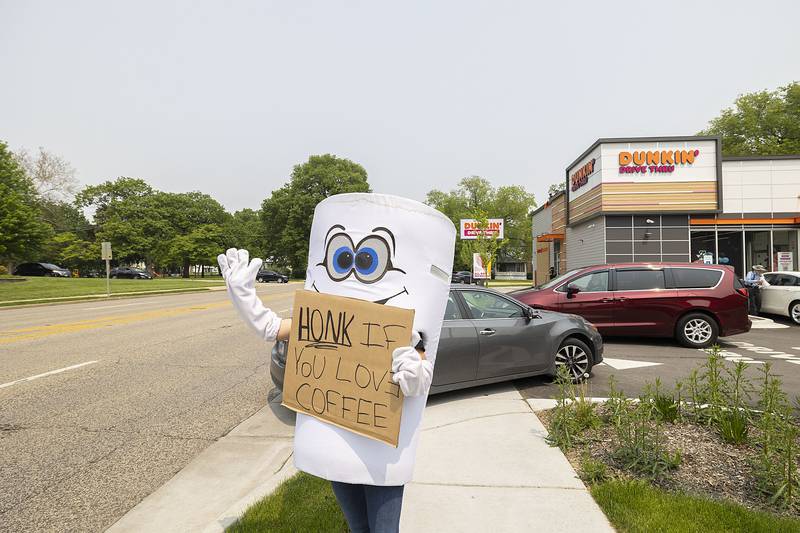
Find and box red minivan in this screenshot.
[514,263,750,348]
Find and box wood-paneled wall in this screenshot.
[601,181,717,212]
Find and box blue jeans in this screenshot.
[330,481,404,533]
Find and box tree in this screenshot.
[75,177,154,227]
[548,181,565,198]
[39,199,92,236]
[0,141,52,267]
[46,232,99,272]
[163,224,226,276]
[14,147,78,202]
[699,81,800,156]
[223,208,266,258]
[261,154,370,274]
[77,178,230,275]
[426,177,536,271]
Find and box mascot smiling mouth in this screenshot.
[311,281,409,305]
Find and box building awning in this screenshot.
[536,233,565,242]
[690,216,800,226]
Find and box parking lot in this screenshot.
[516,314,800,401]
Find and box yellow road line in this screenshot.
[0,293,292,345]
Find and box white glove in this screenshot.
[391,331,434,397]
[217,248,282,341]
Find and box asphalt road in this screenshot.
[0,283,297,533]
[2,283,799,532]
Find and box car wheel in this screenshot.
[555,338,593,383]
[790,301,800,325]
[676,312,718,348]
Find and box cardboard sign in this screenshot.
[282,289,415,447]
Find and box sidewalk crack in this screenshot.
[422,411,528,432]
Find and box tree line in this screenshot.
[0,143,537,278]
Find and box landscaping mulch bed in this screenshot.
[537,405,798,518]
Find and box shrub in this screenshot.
[579,453,609,485]
[612,395,681,480]
[752,363,800,510]
[604,376,630,427]
[718,409,749,445]
[546,365,581,450]
[650,378,679,424]
[546,366,600,450]
[699,345,728,426]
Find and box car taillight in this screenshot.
[737,287,748,297]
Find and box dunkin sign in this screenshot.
[618,149,700,174]
[570,158,596,192]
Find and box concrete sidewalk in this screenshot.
[402,384,613,532]
[106,392,298,533]
[107,384,613,532]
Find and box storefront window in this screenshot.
[772,230,799,271]
[691,231,716,263]
[745,231,771,274]
[718,231,744,277]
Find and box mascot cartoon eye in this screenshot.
[352,236,391,283]
[325,233,356,280]
[319,226,406,284]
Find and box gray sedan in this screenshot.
[270,285,603,395]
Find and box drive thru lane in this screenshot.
[0,283,297,533]
[516,315,800,401]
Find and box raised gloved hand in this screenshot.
[391,331,434,397]
[217,248,283,341]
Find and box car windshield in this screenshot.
[41,263,61,269]
[538,269,581,290]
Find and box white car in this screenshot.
[761,271,800,325]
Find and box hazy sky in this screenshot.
[2,1,798,213]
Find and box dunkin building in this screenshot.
[531,136,800,285]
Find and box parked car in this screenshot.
[109,267,153,279]
[13,262,71,277]
[761,271,800,325]
[270,285,603,393]
[514,263,750,348]
[451,271,473,284]
[257,270,289,283]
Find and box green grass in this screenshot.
[226,473,347,533]
[591,480,800,533]
[0,276,224,303]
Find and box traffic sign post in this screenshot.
[101,242,112,297]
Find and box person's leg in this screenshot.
[754,287,762,314]
[363,484,405,533]
[331,481,370,533]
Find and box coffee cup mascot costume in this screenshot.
[218,193,456,532]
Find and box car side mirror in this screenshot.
[523,306,539,321]
[566,284,581,299]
